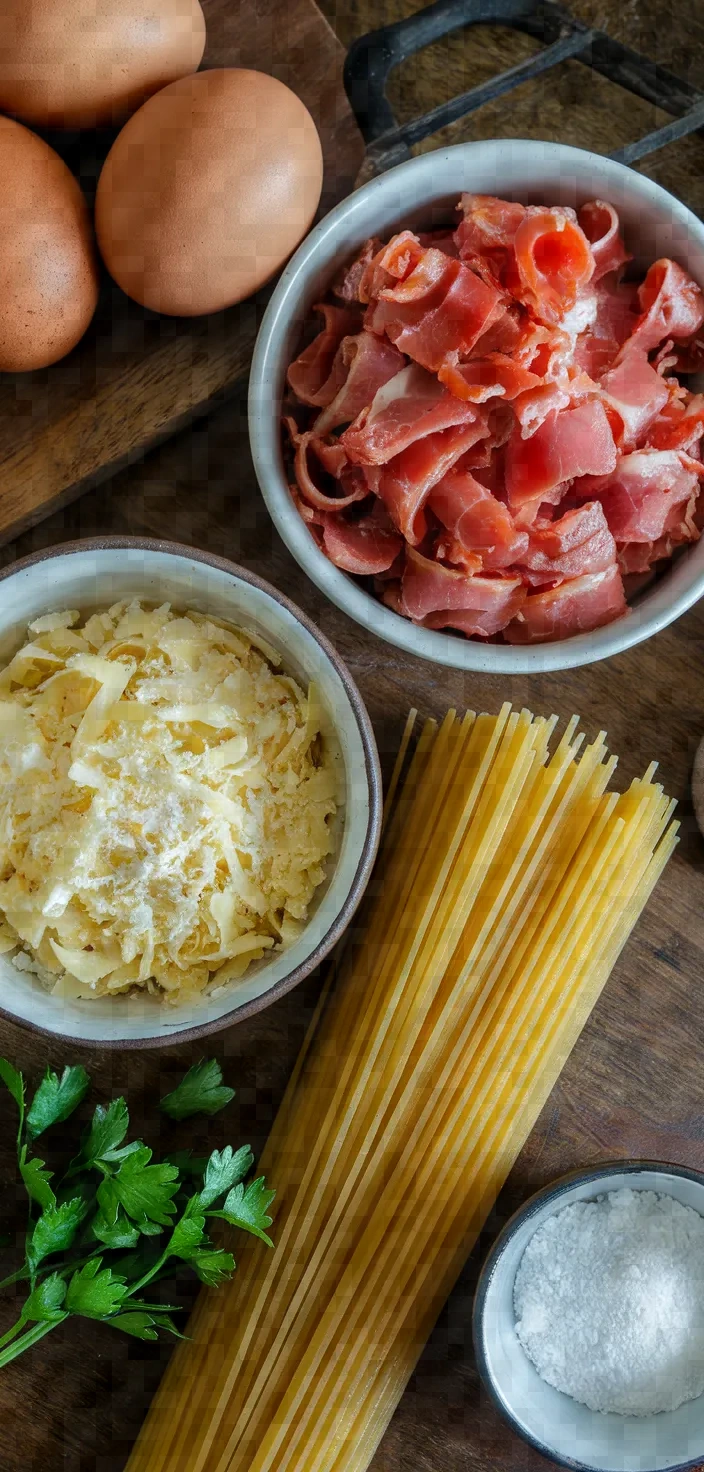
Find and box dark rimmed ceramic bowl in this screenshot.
[473,1160,704,1472]
[0,537,382,1048]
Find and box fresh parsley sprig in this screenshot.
[0,1057,274,1367]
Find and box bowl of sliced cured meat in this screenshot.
[249,139,704,671]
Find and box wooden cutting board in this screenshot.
[0,0,363,547]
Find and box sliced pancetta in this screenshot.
[321,501,403,575]
[283,190,704,646]
[578,448,704,542]
[313,334,406,435]
[518,501,617,586]
[506,565,627,643]
[429,469,529,567]
[577,201,631,282]
[340,364,480,466]
[286,303,362,405]
[402,547,525,634]
[506,399,617,520]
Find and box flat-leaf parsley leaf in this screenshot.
[199,1145,253,1209]
[96,1146,180,1229]
[27,1199,89,1277]
[160,1059,235,1121]
[210,1177,275,1248]
[22,1273,68,1323]
[0,1058,25,1114]
[65,1260,128,1318]
[19,1155,56,1214]
[0,1057,274,1368]
[26,1066,90,1140]
[79,1098,130,1167]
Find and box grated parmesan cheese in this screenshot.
[0,601,339,1004]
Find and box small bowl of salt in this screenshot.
[473,1161,704,1472]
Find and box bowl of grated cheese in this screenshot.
[0,537,381,1047]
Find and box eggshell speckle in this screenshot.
[0,117,99,371]
[95,68,324,316]
[0,0,206,130]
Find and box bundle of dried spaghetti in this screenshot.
[128,705,677,1472]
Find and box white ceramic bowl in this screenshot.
[473,1161,704,1472]
[249,138,704,673]
[0,538,381,1048]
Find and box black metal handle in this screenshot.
[344,0,546,144]
[344,0,704,181]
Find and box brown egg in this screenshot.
[0,0,206,130]
[95,68,324,316]
[0,117,99,371]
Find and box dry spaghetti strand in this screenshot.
[127,708,677,1472]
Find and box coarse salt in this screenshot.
[513,1187,704,1415]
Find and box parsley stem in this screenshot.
[0,1267,29,1292]
[0,1317,65,1369]
[125,1251,169,1299]
[0,1320,24,1350]
[0,1249,97,1296]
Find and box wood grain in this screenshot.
[0,0,362,548]
[1,2,704,1470]
[1,376,704,1472]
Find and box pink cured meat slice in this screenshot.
[572,279,640,378]
[513,381,571,440]
[367,248,503,371]
[402,546,525,632]
[433,538,484,574]
[598,349,669,448]
[617,496,700,573]
[579,449,704,542]
[423,589,526,637]
[505,399,617,518]
[438,352,541,404]
[364,242,450,323]
[506,565,627,643]
[618,528,698,575]
[577,201,631,282]
[511,208,595,325]
[647,393,704,453]
[332,238,381,303]
[454,194,527,263]
[283,418,369,515]
[429,469,529,568]
[321,502,403,575]
[518,501,617,585]
[313,334,407,436]
[375,420,489,545]
[286,303,363,405]
[624,259,704,356]
[340,363,480,466]
[358,231,425,303]
[465,305,525,358]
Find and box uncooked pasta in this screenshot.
[127,704,676,1472]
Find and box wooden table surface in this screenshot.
[2,2,704,1469]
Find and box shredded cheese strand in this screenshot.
[0,601,337,1003]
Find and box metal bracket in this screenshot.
[344,0,704,179]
